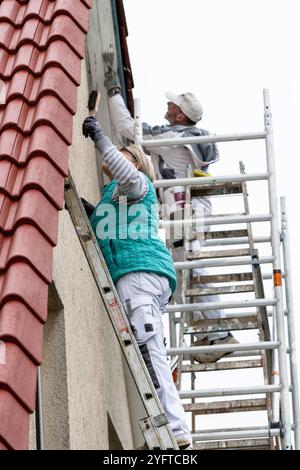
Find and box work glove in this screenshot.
[82,116,102,142]
[103,52,121,96]
[81,198,95,219]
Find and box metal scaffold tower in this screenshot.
[135,89,300,450]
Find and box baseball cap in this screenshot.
[165,91,203,122]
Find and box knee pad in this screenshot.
[123,295,160,345]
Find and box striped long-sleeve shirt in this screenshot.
[94,124,148,203]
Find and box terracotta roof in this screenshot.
[0,0,92,450]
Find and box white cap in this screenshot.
[165,91,203,122]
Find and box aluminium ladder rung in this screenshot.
[187,248,250,260]
[203,236,271,247]
[185,284,254,297]
[174,255,274,270]
[191,272,253,284]
[191,427,280,442]
[204,228,248,240]
[191,182,243,197]
[166,298,276,313]
[153,172,269,189]
[183,398,267,415]
[184,316,258,335]
[180,358,262,373]
[179,384,282,399]
[167,341,279,358]
[193,438,271,450]
[160,213,272,229]
[205,212,246,218]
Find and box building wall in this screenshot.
[32,57,134,450]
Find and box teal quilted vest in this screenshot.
[90,177,176,292]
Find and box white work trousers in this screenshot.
[116,272,191,442]
[171,197,227,341]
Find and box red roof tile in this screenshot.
[0,390,29,450]
[3,67,78,114]
[0,262,48,322]
[0,16,86,58]
[0,41,82,85]
[0,0,92,449]
[0,301,43,364]
[0,225,53,283]
[0,126,69,176]
[0,0,90,33]
[0,342,37,411]
[0,96,73,144]
[0,190,59,245]
[0,157,65,209]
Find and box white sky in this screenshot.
[123,0,300,435]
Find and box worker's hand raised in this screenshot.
[103,52,121,96]
[82,116,101,141]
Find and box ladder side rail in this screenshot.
[168,312,177,349]
[271,307,281,426]
[264,89,292,449]
[134,98,143,146]
[64,175,178,450]
[240,164,274,439]
[239,164,273,380]
[183,166,196,431]
[280,196,300,449]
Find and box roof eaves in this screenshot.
[0,0,92,449]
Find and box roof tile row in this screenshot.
[0,156,65,209]
[0,40,82,85]
[0,16,86,58]
[2,67,77,114]
[0,0,90,33]
[0,96,73,144]
[0,0,92,449]
[0,390,29,450]
[0,301,43,364]
[0,189,59,245]
[0,126,69,176]
[0,262,48,322]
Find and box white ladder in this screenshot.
[169,169,277,450]
[135,89,299,450]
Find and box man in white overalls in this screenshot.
[104,74,238,363]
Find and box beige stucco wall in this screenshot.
[37,58,134,450]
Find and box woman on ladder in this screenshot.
[82,114,192,450]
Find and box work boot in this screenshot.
[176,435,193,450]
[137,435,192,450]
[192,332,239,363]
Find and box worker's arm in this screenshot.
[108,94,135,141]
[83,117,147,201]
[108,94,179,146]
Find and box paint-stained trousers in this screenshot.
[116,272,191,443]
[170,197,227,341]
